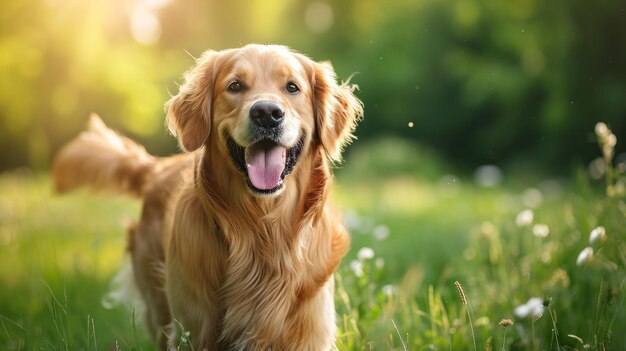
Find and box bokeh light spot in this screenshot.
[474,165,503,187]
[130,7,162,45]
[305,2,334,33]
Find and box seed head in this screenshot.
[499,319,513,327]
[567,334,584,345]
[543,297,552,307]
[357,247,375,261]
[454,281,467,305]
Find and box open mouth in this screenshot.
[227,136,303,195]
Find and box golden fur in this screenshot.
[53,44,363,350]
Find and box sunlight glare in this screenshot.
[141,0,171,10]
[130,6,162,45]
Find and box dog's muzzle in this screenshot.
[227,101,303,195]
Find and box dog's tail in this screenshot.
[53,113,157,197]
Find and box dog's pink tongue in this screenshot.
[245,142,286,190]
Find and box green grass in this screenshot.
[0,133,624,350]
[0,171,151,350]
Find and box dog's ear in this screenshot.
[165,50,219,152]
[312,61,364,163]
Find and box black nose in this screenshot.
[249,101,285,129]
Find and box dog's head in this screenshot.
[166,44,362,196]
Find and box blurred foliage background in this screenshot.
[2,1,626,348]
[0,0,625,172]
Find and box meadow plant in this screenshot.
[335,122,625,350]
[0,125,624,350]
[498,319,513,351]
[453,281,477,351]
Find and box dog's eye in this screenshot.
[285,82,300,94]
[228,80,244,92]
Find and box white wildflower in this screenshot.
[589,226,606,245]
[596,122,617,159]
[350,260,363,277]
[532,224,550,238]
[382,284,398,295]
[516,209,534,227]
[576,247,594,266]
[357,247,375,261]
[606,133,617,148]
[514,297,545,319]
[595,122,609,138]
[603,134,616,159]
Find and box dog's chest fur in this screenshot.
[165,151,339,350]
[215,210,314,348]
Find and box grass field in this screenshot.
[0,129,624,350]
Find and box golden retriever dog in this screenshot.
[53,44,363,350]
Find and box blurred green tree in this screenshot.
[0,0,623,172]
